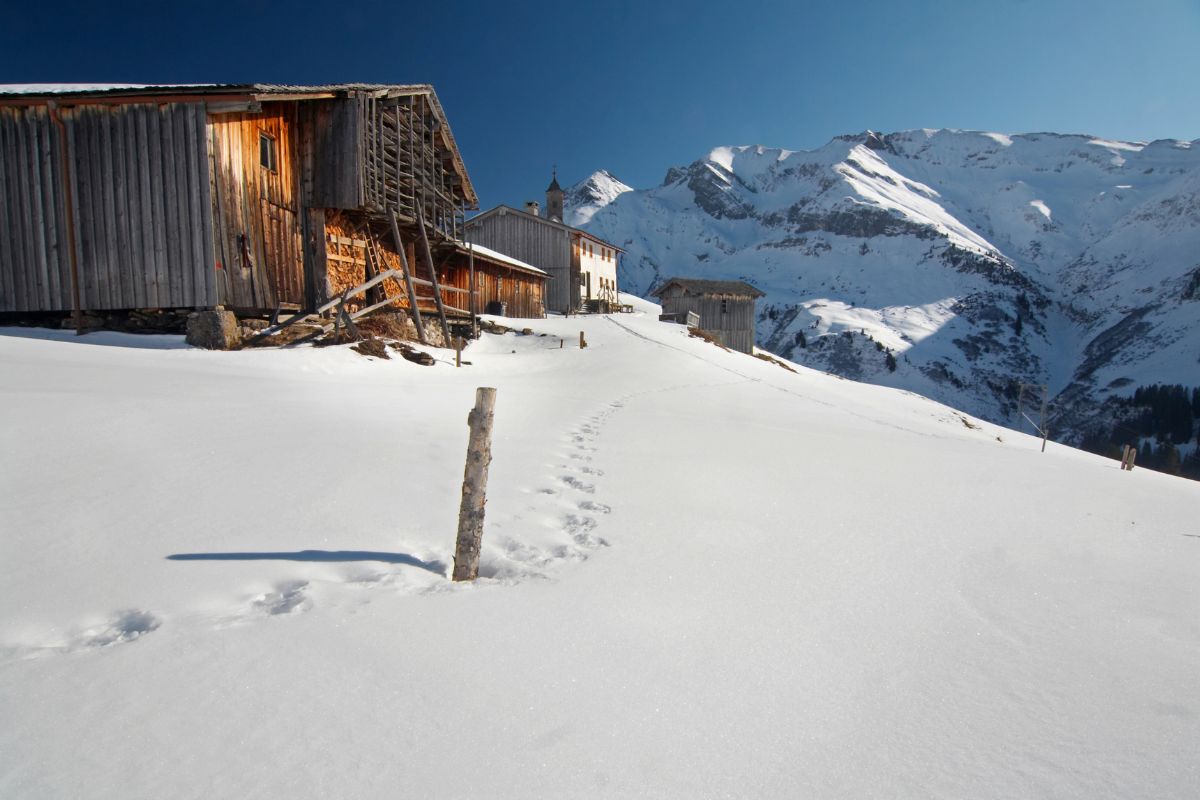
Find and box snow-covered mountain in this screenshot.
[563,169,632,226]
[569,130,1200,457]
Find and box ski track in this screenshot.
[605,315,1001,441]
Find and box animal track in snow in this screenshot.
[496,395,633,577]
[252,581,311,616]
[563,515,608,548]
[78,609,161,648]
[559,475,595,493]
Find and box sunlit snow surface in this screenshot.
[2,304,1198,798]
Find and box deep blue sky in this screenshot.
[3,0,1198,207]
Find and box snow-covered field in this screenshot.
[2,298,1198,798]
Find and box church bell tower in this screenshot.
[545,168,564,222]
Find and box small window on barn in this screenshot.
[259,133,277,172]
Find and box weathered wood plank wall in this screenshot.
[208,104,305,309]
[440,251,545,319]
[308,95,363,210]
[0,102,217,312]
[465,209,570,313]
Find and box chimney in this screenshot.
[525,201,540,216]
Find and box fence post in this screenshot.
[453,387,497,581]
[579,331,587,349]
[455,337,462,368]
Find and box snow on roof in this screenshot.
[456,241,546,276]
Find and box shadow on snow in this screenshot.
[167,550,446,574]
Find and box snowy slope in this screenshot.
[572,130,1200,446]
[2,312,1199,799]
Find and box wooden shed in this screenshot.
[0,83,479,342]
[439,242,546,319]
[651,277,764,354]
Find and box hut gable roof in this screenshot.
[650,277,765,299]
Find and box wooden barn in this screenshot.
[651,277,764,354]
[0,83,499,341]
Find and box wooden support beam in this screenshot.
[468,241,477,338]
[389,210,427,345]
[243,268,403,345]
[416,200,451,345]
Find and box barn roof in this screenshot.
[0,83,438,99]
[650,278,765,298]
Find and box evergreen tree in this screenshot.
[885,352,897,372]
[1140,441,1155,468]
[1160,443,1182,476]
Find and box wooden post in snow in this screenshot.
[455,337,462,368]
[453,387,497,581]
[468,241,478,339]
[1121,445,1137,472]
[579,331,587,349]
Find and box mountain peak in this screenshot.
[564,170,633,226]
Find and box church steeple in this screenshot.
[545,167,564,222]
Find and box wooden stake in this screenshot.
[1120,444,1131,470]
[455,337,462,368]
[453,387,497,582]
[579,331,586,349]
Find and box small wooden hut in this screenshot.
[0,83,483,342]
[438,243,546,319]
[651,277,764,353]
